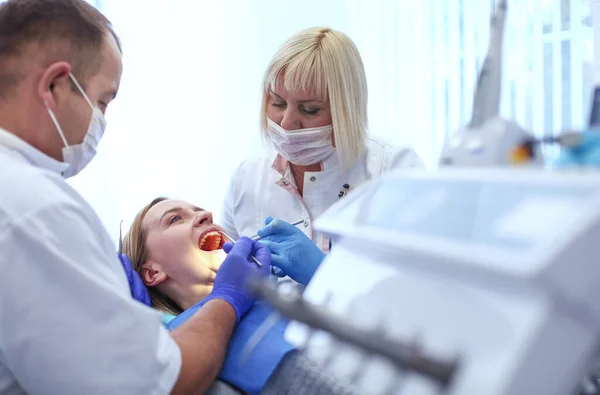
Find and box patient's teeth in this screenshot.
[198,231,223,251]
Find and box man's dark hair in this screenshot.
[0,0,121,98]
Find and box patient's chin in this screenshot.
[197,249,227,272]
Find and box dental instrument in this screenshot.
[513,86,600,165]
[221,231,266,268]
[222,219,305,268]
[250,220,305,241]
[510,131,585,164]
[549,87,600,168]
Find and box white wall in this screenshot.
[65,0,594,245]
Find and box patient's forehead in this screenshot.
[144,199,202,230]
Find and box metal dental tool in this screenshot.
[221,231,266,268]
[221,219,305,268]
[250,219,305,241]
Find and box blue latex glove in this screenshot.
[118,253,151,306]
[256,217,326,285]
[203,237,271,322]
[554,130,600,167]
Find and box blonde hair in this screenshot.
[260,27,368,170]
[122,197,183,316]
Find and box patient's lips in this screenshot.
[198,229,225,251]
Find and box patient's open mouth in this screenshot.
[199,230,225,252]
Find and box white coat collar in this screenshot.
[271,150,341,175]
[271,150,342,190]
[0,127,69,176]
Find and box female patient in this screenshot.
[122,196,299,394]
[123,197,227,316]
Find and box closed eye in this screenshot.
[302,107,319,115]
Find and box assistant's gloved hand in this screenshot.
[204,237,271,322]
[554,130,600,167]
[119,253,151,306]
[257,217,326,285]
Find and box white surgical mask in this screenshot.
[46,73,107,178]
[267,118,335,166]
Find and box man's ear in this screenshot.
[141,261,168,287]
[38,61,72,110]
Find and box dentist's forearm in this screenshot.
[169,299,236,395]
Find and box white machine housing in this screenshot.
[285,168,600,395]
[439,116,544,167]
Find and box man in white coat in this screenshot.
[0,1,269,394]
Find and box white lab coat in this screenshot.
[220,136,424,250]
[0,128,181,395]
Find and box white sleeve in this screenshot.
[0,202,182,395]
[219,170,240,240]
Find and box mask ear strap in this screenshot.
[45,101,69,147]
[68,73,94,109]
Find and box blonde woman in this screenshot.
[122,197,296,394]
[221,26,424,269]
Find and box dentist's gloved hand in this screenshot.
[554,130,600,167]
[257,217,326,285]
[119,253,151,306]
[204,237,271,322]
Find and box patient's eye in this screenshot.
[169,215,182,225]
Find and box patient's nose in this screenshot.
[193,210,213,227]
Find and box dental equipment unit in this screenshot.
[439,0,543,167]
[253,168,600,395]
